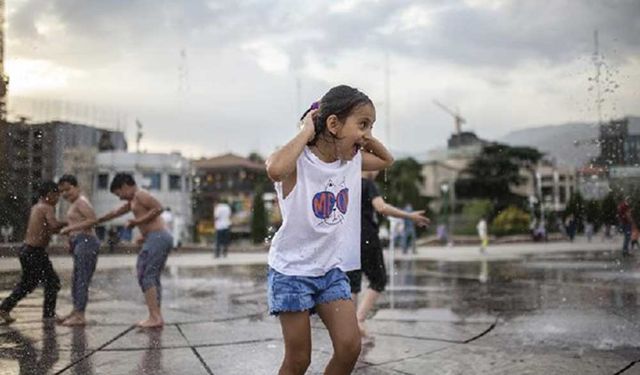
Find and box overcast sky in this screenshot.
[5,0,640,158]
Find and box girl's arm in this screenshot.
[265,110,317,182]
[362,136,394,171]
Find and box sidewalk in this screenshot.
[0,236,636,374]
[0,237,624,273]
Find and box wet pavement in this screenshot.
[1,240,640,374]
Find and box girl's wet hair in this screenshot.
[302,85,372,146]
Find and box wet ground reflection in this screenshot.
[0,249,639,374]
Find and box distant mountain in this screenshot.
[500,122,600,168]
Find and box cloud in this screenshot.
[5,0,640,158]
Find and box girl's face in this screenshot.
[328,103,375,161]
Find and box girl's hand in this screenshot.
[300,109,318,142]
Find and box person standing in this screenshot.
[96,173,173,328]
[477,217,489,253]
[0,182,65,323]
[565,214,577,242]
[618,198,632,256]
[631,218,639,251]
[401,204,417,254]
[348,171,429,336]
[584,220,595,243]
[214,200,232,258]
[57,175,101,326]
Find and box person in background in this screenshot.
[617,197,632,257]
[348,171,429,337]
[477,217,489,253]
[401,204,417,254]
[214,199,232,258]
[584,220,595,243]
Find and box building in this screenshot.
[0,120,126,195]
[577,166,609,200]
[192,153,269,238]
[421,132,575,214]
[531,159,577,212]
[595,116,640,193]
[0,120,126,240]
[91,151,192,244]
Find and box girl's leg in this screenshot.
[316,299,361,375]
[278,311,312,375]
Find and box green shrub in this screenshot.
[490,206,530,236]
[455,199,494,235]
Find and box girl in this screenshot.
[266,85,393,375]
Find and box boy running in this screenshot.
[0,181,65,323]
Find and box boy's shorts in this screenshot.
[267,267,352,316]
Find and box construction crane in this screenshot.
[433,100,465,135]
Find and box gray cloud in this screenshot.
[10,0,640,70]
[7,0,640,157]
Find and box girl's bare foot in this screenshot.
[136,317,164,328]
[62,315,86,326]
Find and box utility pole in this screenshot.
[0,0,8,121]
[384,52,391,147]
[136,119,143,153]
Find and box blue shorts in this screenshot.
[267,267,352,316]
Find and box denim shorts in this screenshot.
[267,267,352,316]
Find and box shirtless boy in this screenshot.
[0,181,65,323]
[96,173,173,328]
[57,174,101,326]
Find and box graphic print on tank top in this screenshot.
[312,178,349,226]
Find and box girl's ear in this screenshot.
[326,114,341,136]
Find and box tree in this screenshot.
[248,152,265,164]
[250,188,268,244]
[564,191,585,224]
[375,157,428,211]
[584,199,601,227]
[456,143,543,213]
[600,192,618,227]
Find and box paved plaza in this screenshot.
[1,239,640,374]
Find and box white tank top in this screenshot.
[268,147,362,276]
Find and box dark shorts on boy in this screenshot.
[136,230,173,305]
[347,236,387,294]
[267,267,352,316]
